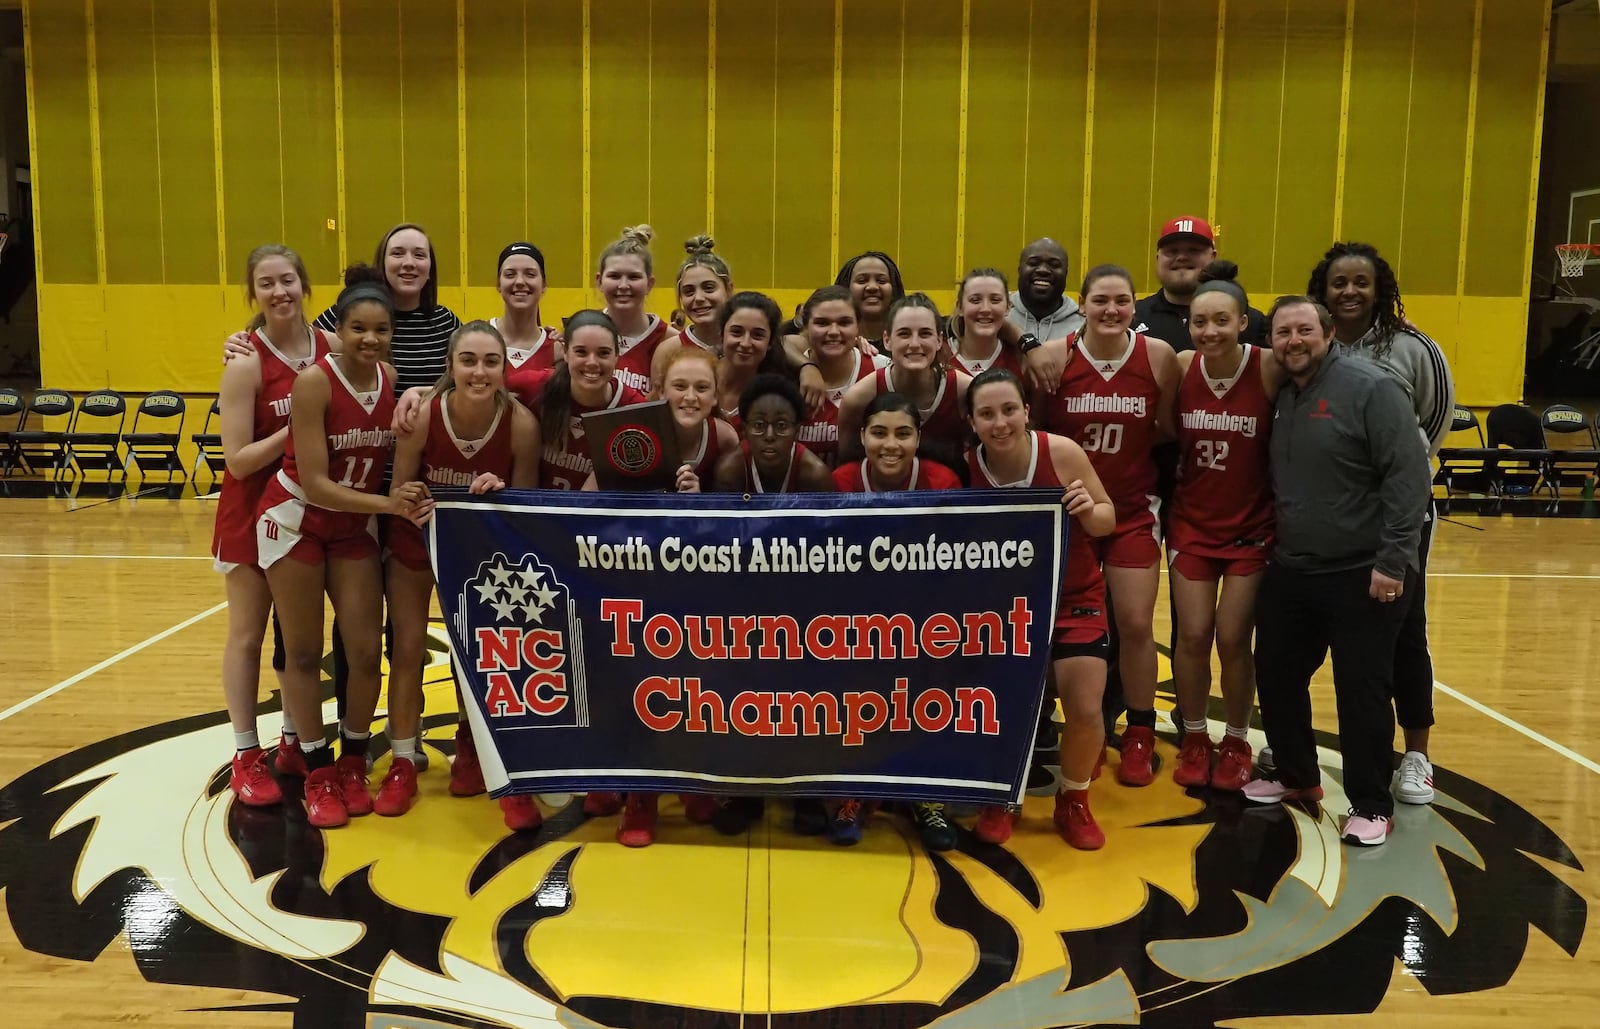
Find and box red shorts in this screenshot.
[256,473,379,569]
[212,470,270,573]
[1092,500,1162,569]
[1168,548,1268,581]
[1053,576,1108,647]
[386,517,433,572]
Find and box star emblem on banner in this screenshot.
[467,554,563,624]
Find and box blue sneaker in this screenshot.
[829,799,864,846]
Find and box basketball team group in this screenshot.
[209,215,1454,853]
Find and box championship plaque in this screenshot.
[581,400,681,492]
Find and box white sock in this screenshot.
[391,736,418,761]
[1184,718,1208,735]
[281,712,297,738]
[299,736,328,754]
[234,729,261,752]
[1059,776,1090,793]
[1225,723,1250,740]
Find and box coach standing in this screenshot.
[1242,296,1430,849]
[1134,216,1266,349]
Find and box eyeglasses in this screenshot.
[746,419,795,437]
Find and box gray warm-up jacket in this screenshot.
[1336,324,1456,457]
[1270,348,1432,579]
[1007,294,1086,341]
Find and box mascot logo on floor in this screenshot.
[0,639,1586,1028]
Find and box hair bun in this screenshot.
[342,262,387,288]
[622,224,655,247]
[1198,259,1239,284]
[684,234,716,256]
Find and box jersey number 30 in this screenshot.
[1082,423,1124,454]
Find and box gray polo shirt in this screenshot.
[1007,293,1085,341]
[1270,348,1430,578]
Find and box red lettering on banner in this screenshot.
[890,676,911,731]
[600,598,644,656]
[522,629,564,671]
[1007,596,1033,657]
[773,691,842,736]
[685,676,730,733]
[804,614,851,660]
[849,613,918,659]
[484,672,527,716]
[525,672,569,715]
[758,615,803,659]
[635,676,683,731]
[842,691,888,746]
[730,691,775,736]
[954,687,1000,734]
[728,615,757,659]
[684,615,725,659]
[961,610,1006,656]
[920,613,960,659]
[913,687,954,732]
[645,614,683,660]
[476,628,521,672]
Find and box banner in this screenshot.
[430,489,1065,806]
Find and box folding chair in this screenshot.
[122,391,188,484]
[191,397,227,493]
[0,387,23,476]
[66,389,128,484]
[1483,404,1551,500]
[1539,404,1600,498]
[12,389,76,480]
[1433,406,1490,500]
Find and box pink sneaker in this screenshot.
[1241,776,1324,805]
[1341,810,1392,846]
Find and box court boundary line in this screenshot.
[1436,679,1600,776]
[0,603,228,724]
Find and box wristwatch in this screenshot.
[1017,332,1043,355]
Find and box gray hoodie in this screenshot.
[1336,324,1455,457]
[1007,293,1085,341]
[1270,348,1431,578]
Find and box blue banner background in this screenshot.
[430,489,1065,805]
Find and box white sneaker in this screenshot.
[1392,751,1435,805]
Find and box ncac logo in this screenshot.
[459,553,590,728]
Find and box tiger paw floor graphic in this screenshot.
[0,642,1585,1028]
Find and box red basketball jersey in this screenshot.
[683,417,734,482]
[798,351,880,467]
[967,431,1106,636]
[389,392,519,566]
[516,368,647,491]
[279,355,397,500]
[833,457,960,493]
[211,326,331,566]
[501,324,557,399]
[875,367,967,454]
[1168,346,1275,558]
[951,339,1021,379]
[1040,331,1162,523]
[613,315,673,394]
[736,441,810,493]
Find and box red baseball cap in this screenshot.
[1158,216,1216,248]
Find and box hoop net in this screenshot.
[1556,243,1599,278]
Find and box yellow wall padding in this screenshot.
[27,0,1550,404]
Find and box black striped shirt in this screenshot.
[314,303,461,394]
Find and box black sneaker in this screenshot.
[712,796,764,835]
[911,802,957,851]
[792,797,828,836]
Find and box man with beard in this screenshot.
[1134,217,1266,350]
[1007,238,1086,342]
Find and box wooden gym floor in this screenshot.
[0,494,1596,1028]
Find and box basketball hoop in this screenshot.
[1556,243,1599,279]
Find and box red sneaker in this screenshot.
[304,766,349,828]
[1173,732,1215,788]
[583,790,623,816]
[499,795,544,831]
[229,748,283,807]
[274,736,308,777]
[974,805,1014,844]
[374,757,418,817]
[618,793,658,847]
[1211,736,1253,792]
[334,754,373,816]
[682,793,718,824]
[1117,725,1157,787]
[1054,789,1104,850]
[449,727,486,797]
